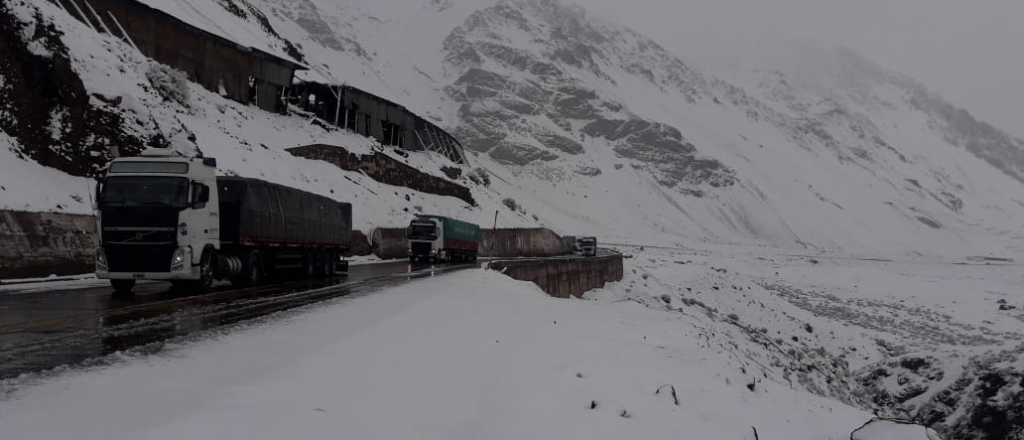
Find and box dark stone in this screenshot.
[0,4,146,179]
[288,144,475,206]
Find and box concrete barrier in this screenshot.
[347,230,372,257]
[369,227,573,260]
[488,252,624,298]
[0,210,96,279]
[480,228,571,257]
[370,228,409,260]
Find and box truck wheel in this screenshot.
[111,279,136,296]
[195,249,216,293]
[325,252,337,276]
[232,251,262,288]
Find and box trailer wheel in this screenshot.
[325,251,337,276]
[111,279,136,296]
[317,251,329,276]
[303,250,316,278]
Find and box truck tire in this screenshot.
[169,250,215,295]
[111,279,136,296]
[194,249,216,293]
[325,251,337,276]
[231,251,262,288]
[316,251,327,276]
[303,250,316,278]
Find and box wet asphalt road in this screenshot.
[0,260,476,380]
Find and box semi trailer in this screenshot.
[406,215,480,262]
[94,148,352,295]
[562,235,577,254]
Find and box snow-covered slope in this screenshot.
[0,0,539,232]
[8,0,1024,259]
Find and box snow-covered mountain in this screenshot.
[4,0,1024,256]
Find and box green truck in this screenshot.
[562,235,576,247]
[406,215,481,262]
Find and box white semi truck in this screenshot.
[94,148,352,295]
[578,236,597,257]
[406,214,481,263]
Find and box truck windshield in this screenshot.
[407,223,438,240]
[99,176,190,209]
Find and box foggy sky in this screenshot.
[581,0,1024,138]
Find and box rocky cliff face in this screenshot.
[442,0,735,192]
[0,1,152,179]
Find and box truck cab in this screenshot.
[406,215,480,263]
[407,216,443,262]
[94,148,219,293]
[578,237,597,257]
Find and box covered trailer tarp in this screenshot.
[217,177,352,249]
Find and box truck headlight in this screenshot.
[171,248,187,270]
[96,248,108,270]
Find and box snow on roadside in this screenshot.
[597,244,1024,438]
[0,269,871,440]
[0,276,113,295]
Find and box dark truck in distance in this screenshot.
[407,215,481,263]
[95,149,352,295]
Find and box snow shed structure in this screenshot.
[51,0,305,113]
[290,82,468,165]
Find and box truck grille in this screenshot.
[102,227,177,245]
[410,242,432,256]
[105,245,175,273]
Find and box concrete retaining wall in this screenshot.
[370,228,410,260]
[369,227,572,260]
[480,228,571,257]
[0,210,96,279]
[288,144,475,205]
[488,254,624,298]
